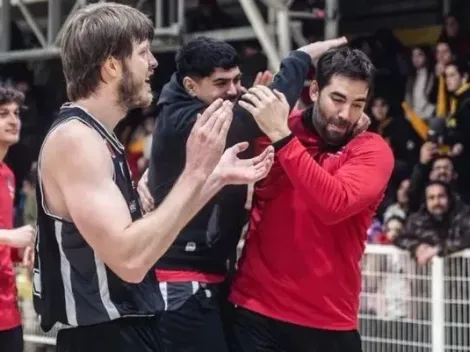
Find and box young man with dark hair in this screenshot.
[140,35,355,352]
[0,86,35,352]
[33,4,273,351]
[230,47,394,352]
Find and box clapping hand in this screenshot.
[215,142,274,185]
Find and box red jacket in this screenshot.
[230,109,394,330]
[0,163,21,331]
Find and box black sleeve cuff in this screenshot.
[273,133,295,152]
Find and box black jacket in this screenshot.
[148,51,312,274]
[394,195,470,258]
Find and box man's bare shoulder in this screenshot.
[42,119,111,178]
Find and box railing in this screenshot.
[361,245,470,352]
[17,245,470,351]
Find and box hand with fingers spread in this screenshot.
[185,98,234,179]
[241,70,274,93]
[239,85,291,143]
[253,70,274,87]
[137,169,155,214]
[298,37,348,62]
[215,142,275,185]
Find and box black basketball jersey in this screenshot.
[33,104,163,332]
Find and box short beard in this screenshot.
[311,104,350,147]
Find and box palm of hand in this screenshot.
[219,149,257,185]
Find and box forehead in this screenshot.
[323,75,369,100]
[433,158,452,168]
[372,98,387,106]
[209,67,241,80]
[0,102,20,111]
[445,65,459,75]
[387,219,402,228]
[132,39,150,51]
[437,43,450,52]
[426,184,446,195]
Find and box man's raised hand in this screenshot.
[239,85,291,143]
[298,37,348,62]
[185,99,234,180]
[215,142,274,185]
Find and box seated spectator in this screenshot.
[404,46,436,121]
[438,13,470,59]
[434,40,456,118]
[408,143,459,212]
[375,216,406,245]
[394,181,470,265]
[383,179,410,222]
[369,96,421,169]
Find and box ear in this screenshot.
[101,56,122,83]
[309,80,319,103]
[183,76,197,97]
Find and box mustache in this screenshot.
[327,116,353,129]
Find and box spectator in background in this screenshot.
[0,86,35,352]
[395,181,470,265]
[435,41,455,118]
[438,13,470,59]
[383,178,410,222]
[408,143,459,213]
[443,59,470,201]
[404,46,436,120]
[369,96,421,169]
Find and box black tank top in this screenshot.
[33,104,163,332]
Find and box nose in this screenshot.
[149,52,158,70]
[338,103,352,121]
[227,82,238,96]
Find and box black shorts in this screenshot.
[229,306,362,352]
[158,281,230,352]
[56,316,161,352]
[0,325,23,352]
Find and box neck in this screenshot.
[74,91,127,131]
[0,145,8,163]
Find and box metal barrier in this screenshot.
[361,244,470,352]
[16,245,470,350]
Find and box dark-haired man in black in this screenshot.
[140,36,355,352]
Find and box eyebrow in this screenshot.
[213,73,242,84]
[330,91,367,103]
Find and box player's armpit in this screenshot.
[276,134,394,225]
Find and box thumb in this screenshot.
[232,142,250,154]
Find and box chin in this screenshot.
[0,136,19,146]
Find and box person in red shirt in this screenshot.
[231,47,394,352]
[0,86,36,352]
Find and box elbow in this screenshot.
[111,259,149,284]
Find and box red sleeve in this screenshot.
[276,134,394,225]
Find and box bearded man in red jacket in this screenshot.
[231,46,394,352]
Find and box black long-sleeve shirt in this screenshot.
[148,51,312,274]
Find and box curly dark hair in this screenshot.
[316,46,375,92]
[176,36,240,79]
[0,86,25,107]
